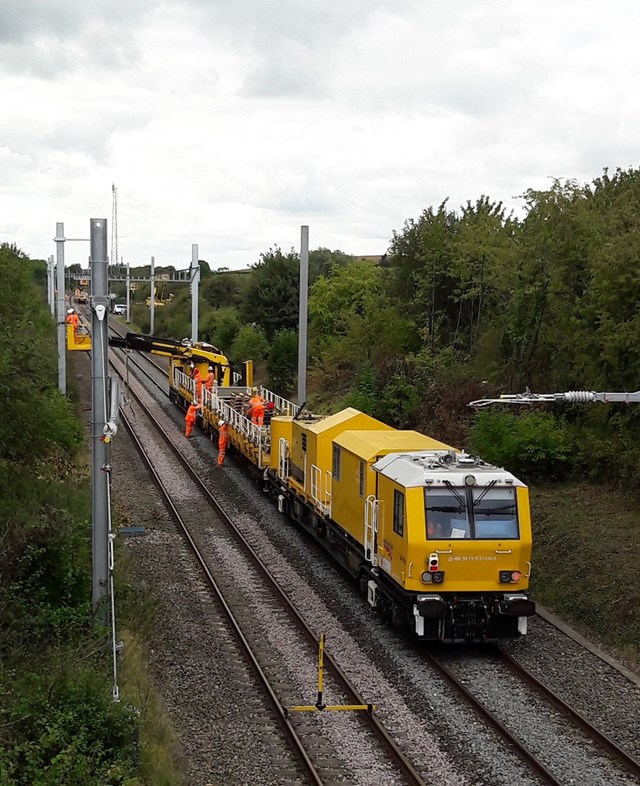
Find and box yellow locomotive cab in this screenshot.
[370,451,535,641]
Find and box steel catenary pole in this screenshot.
[297,225,309,405]
[55,223,67,394]
[150,255,155,334]
[191,243,199,344]
[90,218,110,620]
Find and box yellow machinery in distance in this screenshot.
[145,278,174,308]
[74,287,88,304]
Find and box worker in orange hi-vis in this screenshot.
[217,419,229,467]
[204,365,216,393]
[248,388,265,426]
[66,308,79,334]
[190,361,203,402]
[184,401,202,438]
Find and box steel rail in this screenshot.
[82,322,321,783]
[117,403,325,786]
[497,647,640,782]
[109,353,429,786]
[425,652,563,786]
[107,322,168,393]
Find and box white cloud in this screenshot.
[2,0,640,268]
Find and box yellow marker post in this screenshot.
[285,633,375,716]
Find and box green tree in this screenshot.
[469,409,570,480]
[0,245,82,463]
[242,247,299,338]
[308,247,352,283]
[199,307,241,350]
[201,269,246,310]
[231,324,269,363]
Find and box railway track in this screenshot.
[108,348,430,785]
[429,646,640,786]
[497,647,640,780]
[105,316,640,784]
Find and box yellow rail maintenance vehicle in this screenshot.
[66,323,91,351]
[110,331,535,642]
[74,287,89,304]
[264,409,534,642]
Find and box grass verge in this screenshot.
[531,482,640,666]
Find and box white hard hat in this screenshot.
[208,365,214,371]
[219,419,226,426]
[67,308,74,314]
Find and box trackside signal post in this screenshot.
[285,634,374,716]
[55,224,66,394]
[47,255,55,316]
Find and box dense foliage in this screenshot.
[304,169,640,489]
[117,168,640,485]
[0,244,142,785]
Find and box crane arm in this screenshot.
[109,332,230,367]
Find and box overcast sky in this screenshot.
[2,0,638,270]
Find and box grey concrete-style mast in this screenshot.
[191,243,199,344]
[47,255,54,315]
[90,218,110,617]
[55,223,67,394]
[150,256,155,335]
[297,225,309,405]
[126,260,131,323]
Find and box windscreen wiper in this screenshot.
[443,480,467,508]
[472,480,497,507]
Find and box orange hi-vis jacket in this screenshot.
[185,403,201,424]
[184,402,202,437]
[249,394,265,425]
[204,372,216,392]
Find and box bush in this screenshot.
[199,307,240,350]
[469,409,571,480]
[377,372,420,428]
[231,324,269,363]
[267,330,298,395]
[343,365,378,415]
[0,667,141,785]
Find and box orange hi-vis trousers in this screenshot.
[217,436,228,466]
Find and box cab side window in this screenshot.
[393,490,404,536]
[332,445,341,481]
